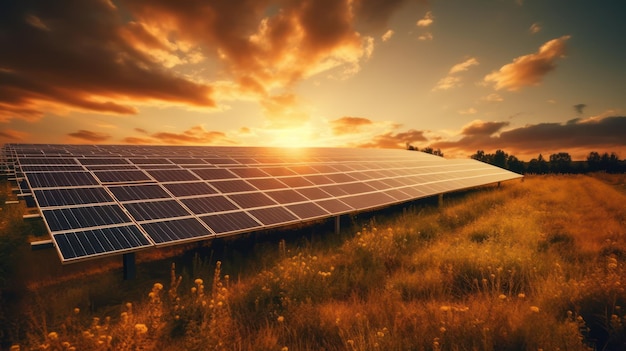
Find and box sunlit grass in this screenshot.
[3,175,626,350]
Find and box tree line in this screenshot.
[469,150,625,174]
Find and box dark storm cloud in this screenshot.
[431,116,626,158]
[0,0,215,121]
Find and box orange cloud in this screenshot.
[357,129,428,149]
[331,116,374,135]
[432,57,479,91]
[484,36,571,91]
[0,128,29,142]
[416,11,434,27]
[461,120,510,135]
[123,125,236,145]
[0,0,216,122]
[431,115,626,160]
[68,130,112,143]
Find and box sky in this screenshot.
[1,0,625,160]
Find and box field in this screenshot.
[1,174,625,350]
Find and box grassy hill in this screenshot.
[2,174,625,350]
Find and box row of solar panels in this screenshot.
[3,144,523,263]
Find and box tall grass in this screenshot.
[4,175,626,350]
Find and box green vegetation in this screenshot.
[2,175,626,350]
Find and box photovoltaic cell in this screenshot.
[3,143,523,264]
[146,169,199,182]
[285,202,329,220]
[192,168,237,180]
[94,170,151,183]
[53,225,151,261]
[43,205,131,232]
[248,206,298,226]
[200,211,261,234]
[108,184,171,201]
[228,192,276,208]
[208,179,256,193]
[123,200,191,221]
[163,182,217,197]
[141,218,212,244]
[27,171,99,188]
[181,195,239,214]
[35,187,114,207]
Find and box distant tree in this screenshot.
[492,149,508,169]
[421,147,444,157]
[549,152,572,173]
[506,155,525,174]
[527,154,549,174]
[587,151,601,172]
[406,143,417,151]
[471,150,487,162]
[600,152,621,173]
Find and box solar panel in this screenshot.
[2,144,523,263]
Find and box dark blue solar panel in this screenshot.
[94,170,151,183]
[43,205,131,232]
[108,184,171,201]
[141,218,212,244]
[53,225,150,260]
[265,189,308,204]
[200,211,261,234]
[246,178,288,190]
[35,187,114,207]
[163,182,217,197]
[285,202,329,220]
[181,196,239,214]
[146,169,199,182]
[191,168,237,180]
[123,200,191,221]
[248,207,299,226]
[228,192,276,208]
[208,180,256,193]
[27,172,99,188]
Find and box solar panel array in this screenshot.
[2,144,522,263]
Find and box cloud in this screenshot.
[458,107,478,115]
[460,120,510,135]
[482,93,504,102]
[123,125,236,145]
[357,129,428,149]
[260,93,310,129]
[67,130,112,143]
[484,35,571,91]
[0,128,30,142]
[529,22,541,34]
[431,115,626,159]
[573,103,587,115]
[416,11,434,27]
[331,116,374,135]
[0,0,216,122]
[449,57,479,74]
[432,57,478,91]
[432,76,462,91]
[381,29,394,42]
[418,32,433,41]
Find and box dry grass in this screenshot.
[3,174,626,350]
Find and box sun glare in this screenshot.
[267,126,321,148]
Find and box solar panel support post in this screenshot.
[334,215,341,234]
[123,253,136,280]
[438,193,444,207]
